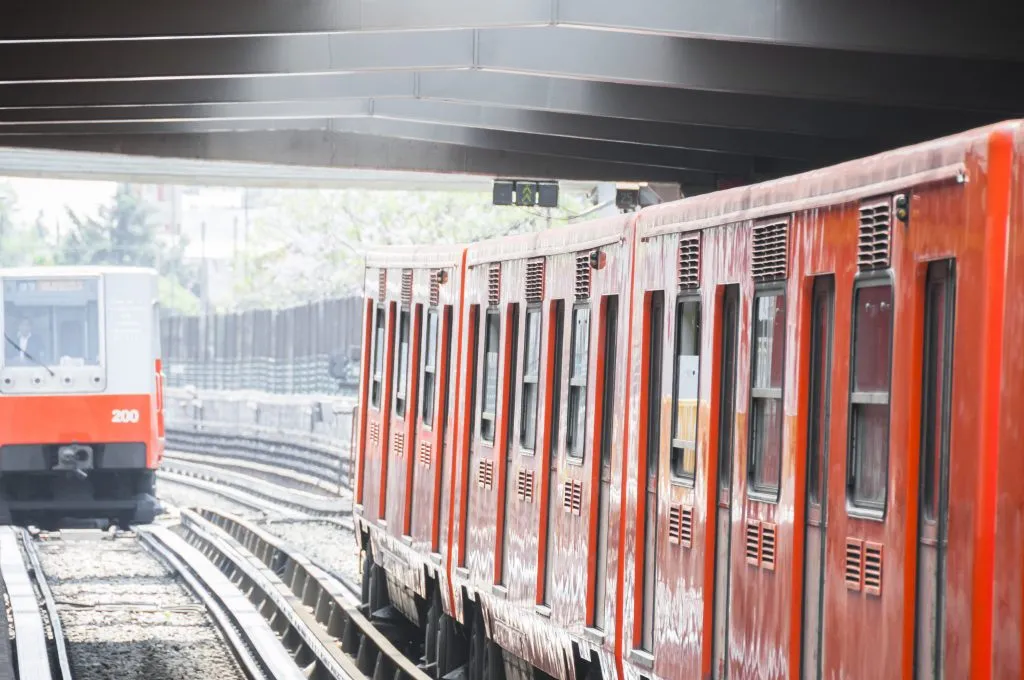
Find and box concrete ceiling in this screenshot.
[0,1,1021,194]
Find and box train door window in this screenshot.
[847,279,894,514]
[480,310,501,443]
[566,305,591,460]
[505,304,520,452]
[421,308,439,427]
[915,260,955,678]
[370,306,385,409]
[549,301,566,460]
[469,306,481,442]
[671,297,701,483]
[394,308,411,417]
[541,300,565,606]
[749,291,786,500]
[640,290,664,652]
[599,296,619,470]
[520,306,542,451]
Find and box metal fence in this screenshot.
[160,297,364,394]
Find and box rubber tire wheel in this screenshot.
[583,663,602,680]
[435,614,456,679]
[360,550,373,608]
[468,613,486,680]
[425,593,440,675]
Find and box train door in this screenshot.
[914,259,955,678]
[540,299,565,603]
[363,300,395,519]
[711,285,739,678]
[639,291,664,651]
[591,295,618,630]
[801,276,834,680]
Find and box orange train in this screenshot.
[353,121,1024,679]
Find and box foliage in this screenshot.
[0,184,54,267]
[56,183,200,313]
[233,188,596,309]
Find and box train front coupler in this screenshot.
[53,444,94,480]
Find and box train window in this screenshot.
[671,297,701,483]
[566,305,591,459]
[480,309,500,443]
[807,279,835,508]
[370,306,385,409]
[394,309,411,417]
[749,292,786,500]
[505,304,520,452]
[921,262,955,522]
[847,279,894,514]
[550,301,565,459]
[520,306,542,451]
[468,305,481,441]
[2,276,102,367]
[421,308,439,427]
[599,296,619,468]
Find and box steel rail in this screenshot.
[174,509,371,680]
[18,529,73,680]
[136,524,307,680]
[180,507,431,680]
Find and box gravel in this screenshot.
[36,535,248,680]
[258,519,360,589]
[155,476,264,521]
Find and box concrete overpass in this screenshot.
[1,1,1021,195]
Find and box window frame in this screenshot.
[670,294,702,485]
[370,304,386,410]
[747,284,787,502]
[920,260,955,524]
[846,274,895,518]
[479,308,501,444]
[519,304,543,452]
[393,307,412,418]
[420,307,440,428]
[566,303,591,461]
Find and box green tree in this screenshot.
[58,183,201,313]
[233,188,595,309]
[0,185,54,267]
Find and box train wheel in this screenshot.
[435,612,462,678]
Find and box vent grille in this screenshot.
[477,459,494,490]
[575,252,592,300]
[368,421,380,446]
[667,504,693,548]
[526,259,546,303]
[745,520,761,566]
[760,522,776,571]
[516,469,535,503]
[392,431,404,458]
[858,199,892,271]
[488,263,501,307]
[401,269,413,305]
[429,271,441,307]
[378,269,387,301]
[418,440,432,467]
[845,538,863,591]
[562,479,583,515]
[678,233,701,290]
[751,219,789,282]
[864,542,883,596]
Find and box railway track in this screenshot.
[0,525,72,680]
[177,507,430,680]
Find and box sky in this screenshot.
[4,177,116,223]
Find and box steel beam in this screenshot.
[0,28,1016,112]
[0,98,856,163]
[0,116,778,174]
[0,131,721,185]
[3,1,1023,61]
[0,70,996,143]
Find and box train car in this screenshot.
[446,214,635,680]
[352,245,466,674]
[355,119,1024,680]
[0,266,164,528]
[619,120,1024,679]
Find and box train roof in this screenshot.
[0,265,159,278]
[637,119,1023,239]
[363,244,465,270]
[465,211,633,267]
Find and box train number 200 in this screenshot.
[111,409,141,423]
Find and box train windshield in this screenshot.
[2,276,102,367]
